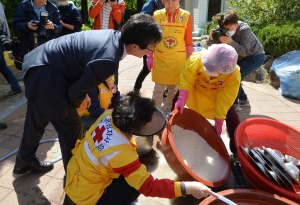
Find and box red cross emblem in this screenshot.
[93,125,105,143]
[165,38,176,46]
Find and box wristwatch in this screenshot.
[180,181,186,197]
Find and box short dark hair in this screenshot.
[112,91,156,133]
[223,10,238,26]
[121,13,162,49]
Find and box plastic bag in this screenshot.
[272,50,300,100]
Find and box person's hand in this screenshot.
[28,21,39,30]
[214,118,224,137]
[186,46,193,58]
[174,90,188,114]
[45,20,55,30]
[185,181,212,199]
[209,29,214,41]
[85,94,91,108]
[146,52,154,71]
[76,103,86,115]
[219,35,233,44]
[76,95,91,115]
[99,0,106,4]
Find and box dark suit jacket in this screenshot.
[22,30,124,121]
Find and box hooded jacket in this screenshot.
[179,51,241,120]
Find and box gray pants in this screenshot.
[152,83,178,112]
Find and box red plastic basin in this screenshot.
[235,118,300,203]
[200,189,298,205]
[161,108,231,187]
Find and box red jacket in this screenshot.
[89,0,125,30]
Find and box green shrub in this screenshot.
[255,21,300,57]
[205,22,217,35]
[82,23,92,31]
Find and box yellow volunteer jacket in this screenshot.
[65,110,182,204]
[152,9,190,85]
[65,110,137,205]
[80,76,116,117]
[180,51,241,120]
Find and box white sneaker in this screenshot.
[234,104,240,111]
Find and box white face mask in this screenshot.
[228,30,236,37]
[58,1,68,6]
[204,66,219,77]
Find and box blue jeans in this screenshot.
[235,53,265,104]
[0,44,22,93]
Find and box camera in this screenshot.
[0,29,11,49]
[211,14,228,44]
[32,11,49,38]
[0,29,24,70]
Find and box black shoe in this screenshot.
[163,89,168,98]
[0,123,7,130]
[4,90,22,99]
[13,157,54,174]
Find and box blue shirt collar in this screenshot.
[31,0,47,20]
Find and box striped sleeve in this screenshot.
[109,150,182,198]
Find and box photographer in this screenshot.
[208,10,265,111]
[89,0,125,30]
[13,0,62,52]
[0,2,22,98]
[58,0,82,36]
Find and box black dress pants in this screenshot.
[15,65,83,171]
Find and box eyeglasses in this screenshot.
[146,47,154,52]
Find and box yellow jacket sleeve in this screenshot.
[179,52,205,91]
[215,67,241,119]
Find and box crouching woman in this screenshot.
[64,91,212,205]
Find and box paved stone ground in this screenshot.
[0,55,300,205]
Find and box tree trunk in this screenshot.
[137,0,144,13]
[81,0,89,24]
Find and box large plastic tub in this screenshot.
[235,118,300,203]
[200,189,298,205]
[161,108,231,187]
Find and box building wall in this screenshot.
[189,0,229,31]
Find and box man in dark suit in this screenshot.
[13,13,162,175]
